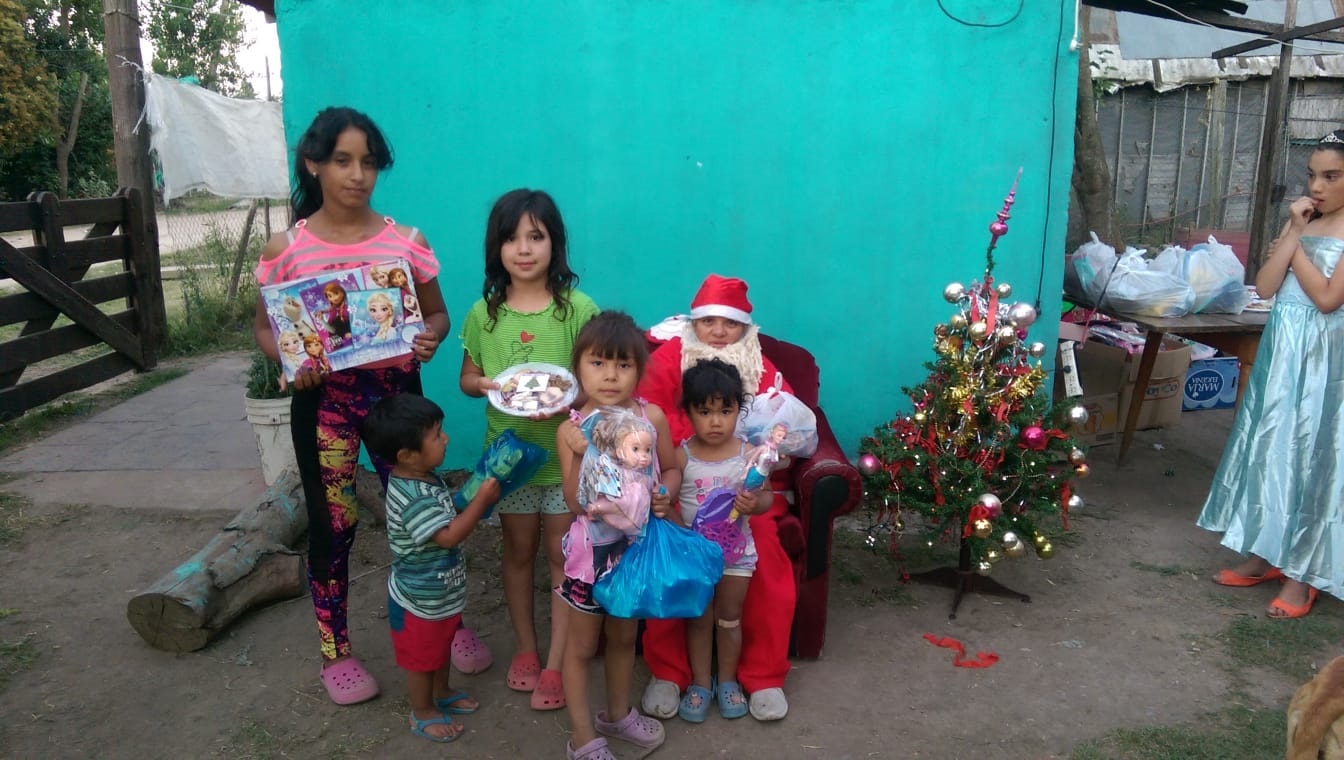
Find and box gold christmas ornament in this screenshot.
[976,560,993,576]
[934,324,949,338]
[996,282,1013,298]
[1005,540,1027,559]
[1033,533,1048,548]
[985,548,1003,563]
[972,518,993,539]
[913,411,928,425]
[1037,542,1055,559]
[996,325,1017,344]
[949,313,968,329]
[1068,448,1087,465]
[1074,463,1091,479]
[968,321,989,341]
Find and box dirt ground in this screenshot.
[0,407,1333,759]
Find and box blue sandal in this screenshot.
[409,711,462,743]
[716,680,748,719]
[435,689,479,714]
[678,684,713,723]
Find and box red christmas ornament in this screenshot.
[1020,425,1047,450]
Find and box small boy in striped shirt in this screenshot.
[362,393,501,743]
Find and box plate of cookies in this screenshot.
[488,362,579,417]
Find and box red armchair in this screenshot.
[646,333,863,658]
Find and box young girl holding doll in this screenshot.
[673,358,771,722]
[555,311,679,760]
[458,189,599,709]
[1198,128,1344,619]
[252,107,454,705]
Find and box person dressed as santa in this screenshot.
[638,274,795,722]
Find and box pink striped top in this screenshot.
[253,217,440,286]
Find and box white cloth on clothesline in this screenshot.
[144,73,289,201]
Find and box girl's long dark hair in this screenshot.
[290,107,394,222]
[482,189,578,329]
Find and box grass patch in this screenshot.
[0,633,39,693]
[1072,704,1284,760]
[161,230,260,357]
[1218,612,1343,682]
[1131,561,1201,578]
[0,490,34,545]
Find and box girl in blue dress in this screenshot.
[1199,129,1344,619]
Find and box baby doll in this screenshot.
[577,407,657,536]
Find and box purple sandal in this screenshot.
[566,737,617,760]
[451,626,493,674]
[595,707,666,749]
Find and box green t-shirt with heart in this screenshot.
[459,289,599,485]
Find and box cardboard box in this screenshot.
[1054,339,1126,447]
[1182,355,1239,411]
[1077,337,1193,432]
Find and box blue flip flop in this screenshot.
[678,684,713,723]
[409,711,462,743]
[435,689,479,715]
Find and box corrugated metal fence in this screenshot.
[1099,79,1344,247]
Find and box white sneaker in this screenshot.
[748,687,788,721]
[641,678,680,719]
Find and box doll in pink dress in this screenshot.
[579,410,656,536]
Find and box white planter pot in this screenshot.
[244,394,297,486]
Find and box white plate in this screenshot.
[487,362,579,417]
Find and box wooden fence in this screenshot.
[0,188,167,420]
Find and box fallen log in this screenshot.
[127,469,307,652]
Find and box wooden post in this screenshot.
[103,0,166,349]
[1246,0,1299,283]
[126,469,308,653]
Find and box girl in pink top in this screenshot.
[251,108,479,733]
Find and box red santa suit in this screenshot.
[638,277,797,710]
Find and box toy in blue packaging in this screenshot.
[593,516,724,619]
[453,429,547,518]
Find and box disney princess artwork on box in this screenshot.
[260,258,424,380]
[299,271,362,351]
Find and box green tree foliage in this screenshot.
[0,0,58,162]
[144,0,250,96]
[0,0,114,200]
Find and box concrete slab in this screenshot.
[0,354,269,512]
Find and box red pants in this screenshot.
[642,493,797,693]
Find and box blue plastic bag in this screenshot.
[593,516,724,619]
[452,429,547,519]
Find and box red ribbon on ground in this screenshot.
[923,634,999,668]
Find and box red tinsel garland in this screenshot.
[923,633,999,668]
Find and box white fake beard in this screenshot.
[680,323,764,390]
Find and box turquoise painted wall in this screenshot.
[273,0,1077,466]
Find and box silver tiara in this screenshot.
[1322,132,1344,144]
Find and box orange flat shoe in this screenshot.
[1268,587,1319,619]
[1212,567,1285,587]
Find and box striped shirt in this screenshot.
[385,473,467,620]
[253,217,440,286]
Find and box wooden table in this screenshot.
[1090,309,1269,463]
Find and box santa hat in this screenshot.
[688,274,752,325]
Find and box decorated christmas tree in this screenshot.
[857,175,1087,606]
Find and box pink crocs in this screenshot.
[450,626,493,674]
[319,657,379,705]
